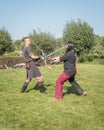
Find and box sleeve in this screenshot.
[26,47,33,57]
[60,52,70,62]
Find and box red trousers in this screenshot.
[55,72,70,99]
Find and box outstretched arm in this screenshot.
[52,56,60,63]
[52,53,70,63]
[30,54,40,59]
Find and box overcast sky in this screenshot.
[0,0,104,40]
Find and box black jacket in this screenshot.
[60,50,76,76]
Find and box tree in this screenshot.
[101,37,104,47]
[0,27,14,55]
[14,40,22,50]
[94,34,102,45]
[13,39,23,56]
[56,38,64,48]
[29,30,56,56]
[88,36,104,60]
[88,45,104,59]
[63,19,95,61]
[54,38,65,56]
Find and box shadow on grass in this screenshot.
[63,86,80,97]
[26,83,53,93]
[26,84,80,96]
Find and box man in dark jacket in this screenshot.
[53,42,87,100]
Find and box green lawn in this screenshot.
[0,63,104,130]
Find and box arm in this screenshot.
[30,54,40,59]
[60,53,70,62]
[26,47,40,60]
[53,53,69,63]
[52,56,60,63]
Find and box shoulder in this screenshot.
[70,50,74,54]
[23,46,30,54]
[67,50,72,55]
[24,46,30,51]
[23,46,27,51]
[67,50,75,56]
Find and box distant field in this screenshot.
[0,63,104,130]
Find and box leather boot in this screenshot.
[38,82,46,93]
[21,82,28,93]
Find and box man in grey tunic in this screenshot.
[21,37,46,93]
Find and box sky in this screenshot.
[0,0,104,40]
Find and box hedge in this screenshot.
[0,56,24,66]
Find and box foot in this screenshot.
[21,89,26,93]
[39,87,47,94]
[54,98,62,101]
[21,86,27,93]
[82,91,87,96]
[21,82,28,93]
[40,90,47,94]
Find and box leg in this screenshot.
[55,72,70,99]
[35,76,46,93]
[69,76,87,96]
[21,79,31,93]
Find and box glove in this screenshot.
[39,55,45,60]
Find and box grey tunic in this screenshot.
[23,46,41,79]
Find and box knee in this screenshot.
[36,76,43,82]
[56,78,61,85]
[25,79,31,83]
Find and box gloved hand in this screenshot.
[52,57,60,63]
[39,55,45,60]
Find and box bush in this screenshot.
[0,56,24,66]
[95,58,104,64]
[3,51,20,57]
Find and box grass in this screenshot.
[0,63,104,130]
